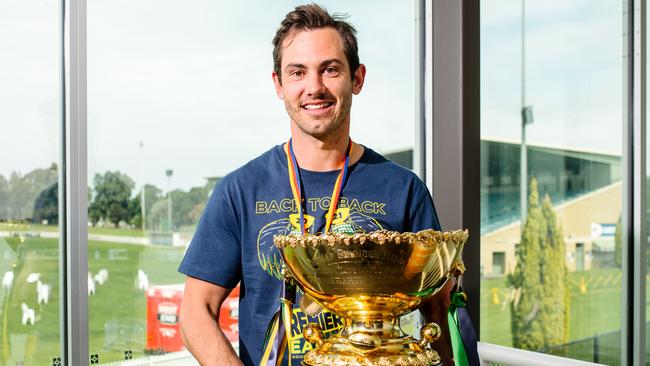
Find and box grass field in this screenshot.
[480,268,632,350]
[0,236,185,365]
[0,222,145,238]
[0,230,641,365]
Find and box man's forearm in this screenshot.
[419,278,455,366]
[420,305,453,366]
[180,311,242,366]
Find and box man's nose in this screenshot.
[305,73,326,96]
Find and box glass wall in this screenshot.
[0,1,62,365]
[646,3,650,362]
[480,0,624,363]
[86,0,418,362]
[10,0,650,364]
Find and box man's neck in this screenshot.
[289,129,363,171]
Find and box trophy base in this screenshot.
[301,347,441,366]
[300,319,442,366]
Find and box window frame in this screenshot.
[61,0,89,364]
[60,0,648,364]
[430,1,647,365]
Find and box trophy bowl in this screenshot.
[274,229,468,366]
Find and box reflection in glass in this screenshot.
[0,1,62,365]
[87,0,417,362]
[480,0,623,363]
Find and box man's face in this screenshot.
[273,28,366,141]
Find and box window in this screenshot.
[86,0,420,362]
[480,0,624,363]
[12,1,650,364]
[0,1,62,364]
[492,252,506,275]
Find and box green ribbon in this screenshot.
[448,291,470,366]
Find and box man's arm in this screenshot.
[180,276,243,366]
[419,277,455,366]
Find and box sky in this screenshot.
[1,0,416,190]
[481,0,623,153]
[0,0,626,191]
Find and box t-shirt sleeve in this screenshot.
[408,180,442,232]
[178,181,242,288]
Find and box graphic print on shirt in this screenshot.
[256,205,384,280]
[255,198,384,362]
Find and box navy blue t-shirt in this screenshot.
[178,144,441,366]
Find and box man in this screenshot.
[179,4,448,365]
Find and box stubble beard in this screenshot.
[287,93,353,142]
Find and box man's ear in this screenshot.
[352,64,366,95]
[272,71,284,100]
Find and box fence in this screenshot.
[104,319,146,352]
[100,351,199,366]
[542,323,650,365]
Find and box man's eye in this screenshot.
[324,67,338,75]
[289,70,304,77]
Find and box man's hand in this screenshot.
[179,277,243,366]
[418,277,455,366]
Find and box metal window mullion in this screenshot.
[414,0,426,179]
[62,0,88,365]
[431,0,481,333]
[622,0,647,365]
[424,0,433,189]
[633,0,646,365]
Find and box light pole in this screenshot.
[166,169,173,232]
[520,0,533,228]
[139,141,146,232]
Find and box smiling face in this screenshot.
[273,27,366,142]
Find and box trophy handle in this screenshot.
[418,322,442,348]
[303,323,325,347]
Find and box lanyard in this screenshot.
[284,138,353,235]
[262,139,352,366]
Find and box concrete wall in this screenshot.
[480,182,622,276]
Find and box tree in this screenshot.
[149,200,169,231]
[188,184,210,221]
[170,185,210,229]
[4,164,58,220]
[508,177,570,350]
[90,171,135,227]
[540,195,570,347]
[88,200,102,227]
[614,180,650,268]
[127,196,142,227]
[508,177,545,350]
[188,202,206,225]
[32,183,58,224]
[142,184,163,214]
[7,172,30,219]
[133,184,163,229]
[614,216,622,267]
[170,189,189,229]
[0,174,9,219]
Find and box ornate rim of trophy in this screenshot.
[274,229,468,366]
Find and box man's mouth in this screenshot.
[301,101,334,110]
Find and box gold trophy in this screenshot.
[274,229,468,366]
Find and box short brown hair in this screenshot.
[272,3,359,83]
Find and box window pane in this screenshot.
[0,1,62,365]
[87,1,417,362]
[480,1,623,363]
[646,3,650,362]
